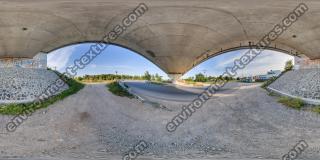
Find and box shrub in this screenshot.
[150,81,164,85]
[107,82,133,98]
[284,60,293,71]
[278,97,304,110]
[311,106,320,114]
[261,77,276,89]
[268,92,278,97]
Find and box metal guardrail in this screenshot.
[117,80,145,102]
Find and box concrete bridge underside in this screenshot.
[1,0,320,74]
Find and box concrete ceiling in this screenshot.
[0,0,319,74]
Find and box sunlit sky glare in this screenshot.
[47,43,294,79]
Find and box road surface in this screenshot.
[123,81,240,102]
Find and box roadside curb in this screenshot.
[267,86,320,105]
[118,80,145,102]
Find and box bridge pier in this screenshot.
[168,73,183,84]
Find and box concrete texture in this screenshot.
[295,55,320,69]
[1,83,320,159]
[268,68,320,105]
[0,68,68,103]
[0,0,320,74]
[0,53,47,69]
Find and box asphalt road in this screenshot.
[124,81,204,102]
[123,81,240,102]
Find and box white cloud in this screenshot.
[47,46,77,71]
[215,50,246,68]
[216,57,238,68]
[236,50,294,76]
[89,64,97,68]
[211,50,294,77]
[88,64,132,70]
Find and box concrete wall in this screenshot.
[294,55,320,70]
[0,53,47,69]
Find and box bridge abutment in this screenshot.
[268,55,320,105]
[0,53,68,104]
[168,74,183,84]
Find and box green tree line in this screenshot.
[76,71,163,82]
[184,73,236,83]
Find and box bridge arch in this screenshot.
[45,41,169,75]
[186,44,301,75]
[0,0,319,76]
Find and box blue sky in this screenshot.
[47,43,294,79]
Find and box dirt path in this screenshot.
[0,83,320,160]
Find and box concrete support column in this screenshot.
[168,73,183,84]
[294,55,320,70]
[294,56,303,70]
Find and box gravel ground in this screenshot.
[0,83,320,160]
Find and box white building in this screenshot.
[254,70,282,81]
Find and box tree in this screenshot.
[194,73,206,82]
[207,76,216,82]
[143,71,151,81]
[285,60,293,71]
[77,77,83,81]
[155,73,162,82]
[184,77,194,82]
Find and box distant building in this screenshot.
[254,70,282,82]
[241,70,282,83]
[240,76,255,83]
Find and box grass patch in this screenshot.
[278,96,304,110]
[107,82,134,98]
[311,106,320,114]
[150,81,165,85]
[183,81,196,85]
[261,77,276,89]
[268,92,278,97]
[0,74,85,115]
